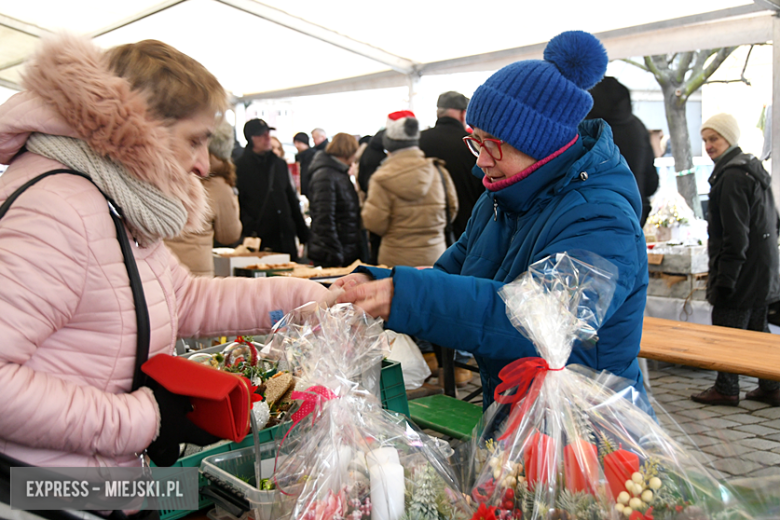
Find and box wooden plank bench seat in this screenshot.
[640,317,780,381]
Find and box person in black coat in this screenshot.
[691,113,780,407]
[587,77,659,226]
[357,130,386,194]
[307,133,364,267]
[235,119,309,261]
[419,91,482,239]
[294,132,317,198]
[357,130,387,264]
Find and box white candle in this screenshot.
[337,446,353,475]
[349,450,368,474]
[369,464,405,520]
[366,447,401,469]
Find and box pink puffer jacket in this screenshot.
[0,36,329,467]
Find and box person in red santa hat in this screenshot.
[361,110,459,269]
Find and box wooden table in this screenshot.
[640,316,780,381]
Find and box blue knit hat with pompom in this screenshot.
[466,30,608,160]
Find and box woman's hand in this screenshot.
[337,278,394,320]
[330,272,372,291]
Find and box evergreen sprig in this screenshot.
[403,465,440,520]
[595,429,616,465]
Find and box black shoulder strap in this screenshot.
[0,169,151,391]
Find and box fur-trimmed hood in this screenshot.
[0,33,207,231]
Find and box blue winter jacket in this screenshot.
[364,120,648,409]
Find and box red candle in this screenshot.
[563,439,599,494]
[523,431,554,487]
[603,448,640,501]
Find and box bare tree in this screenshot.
[625,48,737,218]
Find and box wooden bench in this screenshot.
[640,316,780,381]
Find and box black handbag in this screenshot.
[435,163,457,247]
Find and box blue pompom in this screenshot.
[543,30,608,90]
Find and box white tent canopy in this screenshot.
[0,0,776,101]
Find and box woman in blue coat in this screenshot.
[337,30,650,411]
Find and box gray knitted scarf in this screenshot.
[27,133,188,247]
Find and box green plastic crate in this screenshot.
[231,421,287,450]
[155,441,232,520]
[380,358,410,417]
[156,422,287,520]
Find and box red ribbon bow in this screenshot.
[289,385,338,428]
[493,357,563,440]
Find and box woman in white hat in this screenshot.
[692,113,780,407]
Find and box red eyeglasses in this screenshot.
[463,136,505,161]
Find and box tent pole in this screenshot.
[773,14,780,210]
[407,73,420,112]
[235,102,248,147]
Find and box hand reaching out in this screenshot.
[330,272,372,291]
[337,277,394,321]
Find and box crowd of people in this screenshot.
[230,105,475,273]
[1,28,777,513]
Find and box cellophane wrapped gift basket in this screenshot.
[268,303,473,520]
[462,252,761,520]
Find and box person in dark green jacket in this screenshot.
[336,30,650,412]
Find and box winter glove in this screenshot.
[146,379,221,467]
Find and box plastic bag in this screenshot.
[267,301,389,398]
[269,303,472,520]
[386,331,431,390]
[465,251,761,520]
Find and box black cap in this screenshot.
[243,119,275,141]
[293,132,310,145]
[437,91,469,110]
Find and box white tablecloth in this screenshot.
[644,296,712,325]
[644,295,780,334]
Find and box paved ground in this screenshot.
[431,362,780,481]
[646,362,780,480]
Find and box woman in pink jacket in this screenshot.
[0,35,329,469]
